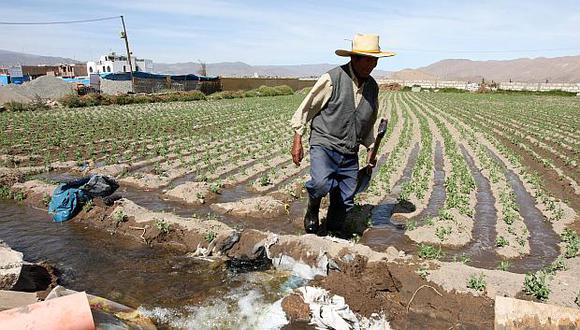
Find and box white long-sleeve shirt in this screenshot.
[290,63,376,149]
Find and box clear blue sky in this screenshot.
[2,0,580,71]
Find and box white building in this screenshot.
[87,52,153,74]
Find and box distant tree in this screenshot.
[198,59,207,76]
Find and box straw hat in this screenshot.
[335,33,396,58]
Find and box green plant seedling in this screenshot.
[42,193,52,207]
[155,219,171,234]
[524,270,550,301]
[418,244,443,260]
[496,236,509,247]
[544,256,567,275]
[560,229,579,258]
[204,231,216,243]
[113,210,127,224]
[416,265,429,280]
[497,260,511,271]
[467,273,486,293]
[82,199,94,213]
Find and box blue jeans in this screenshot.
[305,145,358,227]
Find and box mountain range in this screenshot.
[0,49,81,66]
[394,56,580,83]
[1,49,579,82]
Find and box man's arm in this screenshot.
[290,74,332,165]
[361,96,379,168]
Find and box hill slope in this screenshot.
[0,49,80,66]
[394,55,580,82]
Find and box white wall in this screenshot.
[86,55,153,74]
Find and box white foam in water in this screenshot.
[138,288,288,330]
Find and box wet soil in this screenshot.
[314,256,494,329]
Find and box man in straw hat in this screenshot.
[290,33,395,235]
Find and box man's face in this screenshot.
[351,55,378,79]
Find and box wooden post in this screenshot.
[120,15,134,93]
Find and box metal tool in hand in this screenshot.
[355,118,388,194]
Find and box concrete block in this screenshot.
[495,296,580,329]
[0,291,38,311]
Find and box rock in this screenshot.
[281,293,310,322]
[0,242,23,290]
[165,182,210,204]
[210,196,287,218]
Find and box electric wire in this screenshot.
[0,16,120,25]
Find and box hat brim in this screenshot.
[335,49,396,58]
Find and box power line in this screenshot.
[0,16,120,25]
[395,47,580,54]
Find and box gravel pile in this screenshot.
[0,76,75,104]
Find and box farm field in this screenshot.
[1,91,579,324]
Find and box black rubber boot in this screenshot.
[304,196,322,234]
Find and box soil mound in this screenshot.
[0,76,75,104]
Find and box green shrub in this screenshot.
[113,94,135,105]
[3,101,32,112]
[524,270,550,301]
[273,85,294,95]
[60,94,84,108]
[131,94,152,104]
[180,90,206,101]
[244,89,259,97]
[255,85,278,97]
[79,93,102,106]
[208,90,244,100]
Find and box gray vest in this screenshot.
[309,64,378,155]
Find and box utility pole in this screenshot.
[120,15,134,93]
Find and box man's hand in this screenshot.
[364,148,377,174]
[291,133,303,166]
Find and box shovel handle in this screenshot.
[368,118,388,164]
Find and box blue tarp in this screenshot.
[48,175,119,223]
[101,71,219,81]
[48,178,90,223]
[62,77,90,86]
[10,76,30,85]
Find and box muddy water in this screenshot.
[415,142,446,222]
[361,142,562,273]
[444,147,497,267]
[362,144,420,253]
[0,201,229,309]
[485,146,561,272]
[0,200,307,328]
[31,171,300,235]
